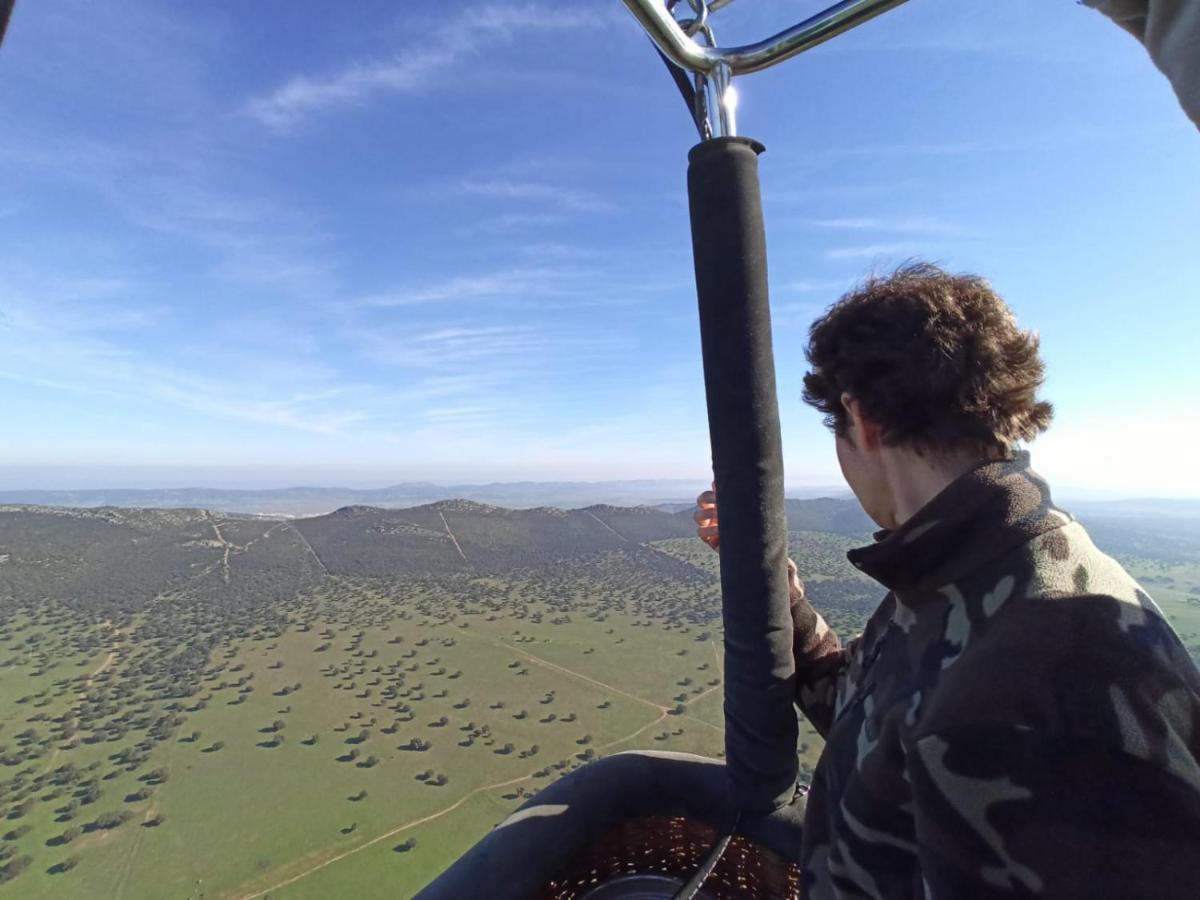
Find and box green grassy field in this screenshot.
[2,515,1194,899]
[0,573,746,900]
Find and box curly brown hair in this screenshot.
[801,262,1053,455]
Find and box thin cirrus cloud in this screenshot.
[242,5,600,131]
[456,212,569,235]
[4,127,339,300]
[777,278,855,295]
[824,242,929,261]
[814,127,1141,162]
[819,141,987,158]
[794,215,972,264]
[804,216,974,238]
[0,283,366,436]
[349,323,551,369]
[353,265,597,309]
[0,342,366,437]
[454,178,615,213]
[344,321,631,414]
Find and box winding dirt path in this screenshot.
[87,645,119,682]
[462,631,667,713]
[187,519,289,584]
[583,510,629,543]
[286,523,329,576]
[242,521,286,550]
[207,513,232,583]
[507,647,667,711]
[41,627,121,775]
[439,512,469,564]
[462,629,724,735]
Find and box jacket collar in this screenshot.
[846,451,1072,593]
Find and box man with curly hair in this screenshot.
[696,262,1200,898]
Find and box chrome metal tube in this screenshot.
[723,0,910,73]
[622,0,910,75]
[710,62,736,137]
[624,0,714,72]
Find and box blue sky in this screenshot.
[1,0,1197,497]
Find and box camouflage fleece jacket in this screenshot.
[790,453,1200,899]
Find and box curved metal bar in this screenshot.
[724,0,910,73]
[622,0,910,76]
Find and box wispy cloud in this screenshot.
[455,178,614,213]
[342,310,632,423]
[772,301,827,321]
[831,22,1099,66]
[804,216,974,238]
[456,212,569,235]
[243,5,599,131]
[777,278,852,295]
[813,124,1144,162]
[394,372,525,402]
[825,243,929,261]
[351,323,549,369]
[815,215,974,260]
[822,141,988,158]
[0,343,363,436]
[2,128,338,299]
[421,405,495,421]
[0,269,169,333]
[353,264,595,309]
[0,274,363,435]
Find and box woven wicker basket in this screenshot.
[538,815,802,900]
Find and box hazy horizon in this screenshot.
[0,468,843,495]
[2,466,1197,505]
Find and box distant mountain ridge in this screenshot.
[0,480,852,517]
[0,497,874,611]
[5,492,1191,622]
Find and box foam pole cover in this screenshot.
[687,137,798,812]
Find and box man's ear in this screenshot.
[841,392,882,451]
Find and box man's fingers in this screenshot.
[786,558,806,602]
[696,484,719,551]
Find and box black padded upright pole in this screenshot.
[687,137,797,813]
